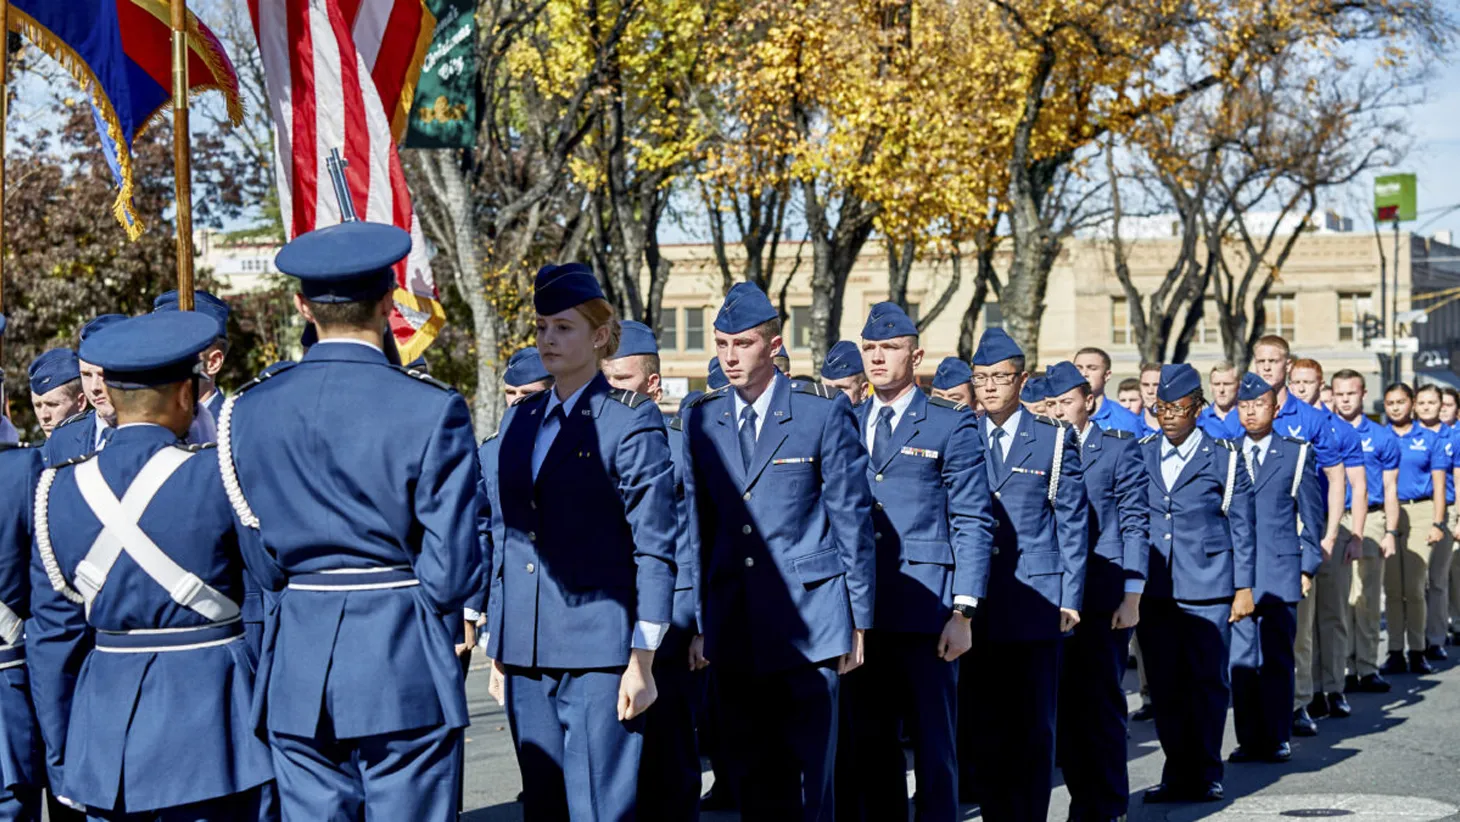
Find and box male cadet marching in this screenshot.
[1045,361,1147,822]
[153,290,232,421]
[28,350,86,440]
[1228,374,1325,764]
[28,311,273,820]
[961,329,1088,821]
[930,357,975,410]
[0,426,43,820]
[601,320,706,819]
[1138,364,1256,804]
[219,222,483,821]
[836,303,994,822]
[820,340,868,406]
[43,315,126,467]
[680,282,874,820]
[1072,347,1144,435]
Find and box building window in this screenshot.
[1111,298,1131,345]
[1338,292,1373,342]
[661,308,679,350]
[983,302,1003,331]
[1262,295,1296,340]
[790,306,813,350]
[684,308,705,351]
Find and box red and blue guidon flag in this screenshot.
[9,0,243,239]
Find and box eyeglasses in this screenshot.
[972,372,1020,386]
[1153,402,1197,419]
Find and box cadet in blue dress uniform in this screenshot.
[1138,364,1257,804]
[1045,361,1147,822]
[1072,347,1144,435]
[0,443,43,822]
[28,350,85,440]
[836,304,994,822]
[681,282,874,820]
[28,311,273,821]
[961,329,1088,821]
[819,340,867,406]
[1228,374,1325,764]
[495,267,676,821]
[152,291,231,421]
[600,320,705,819]
[707,356,729,390]
[1019,374,1050,416]
[220,222,484,822]
[43,316,126,468]
[929,357,974,410]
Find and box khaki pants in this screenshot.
[1385,501,1445,653]
[1449,530,1460,631]
[1348,512,1386,677]
[1295,526,1354,707]
[1426,508,1457,648]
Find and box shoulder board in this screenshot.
[1103,429,1133,440]
[686,386,728,409]
[178,442,218,453]
[670,416,683,432]
[608,388,653,409]
[1034,414,1063,428]
[1280,435,1309,445]
[481,432,499,445]
[1213,438,1237,451]
[1139,432,1160,445]
[236,360,297,395]
[393,366,453,392]
[928,396,970,412]
[55,411,90,429]
[790,380,835,400]
[53,453,96,470]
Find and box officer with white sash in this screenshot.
[27,311,273,820]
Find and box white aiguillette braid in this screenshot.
[217,393,260,529]
[1047,421,1066,504]
[34,467,83,605]
[1221,446,1237,516]
[1292,441,1309,535]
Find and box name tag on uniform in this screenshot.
[1011,466,1047,477]
[773,457,816,465]
[900,447,939,459]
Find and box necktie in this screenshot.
[871,407,896,466]
[738,406,758,472]
[989,428,1006,477]
[97,426,114,450]
[1250,445,1262,481]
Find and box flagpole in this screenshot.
[170,0,195,311]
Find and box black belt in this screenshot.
[94,619,243,653]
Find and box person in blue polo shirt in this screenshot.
[820,340,868,406]
[1072,347,1143,435]
[1196,363,1244,440]
[1413,385,1457,661]
[930,357,975,410]
[1380,382,1449,676]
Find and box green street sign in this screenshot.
[1374,173,1417,223]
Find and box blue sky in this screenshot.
[1408,58,1460,240]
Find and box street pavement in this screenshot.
[460,647,1460,821]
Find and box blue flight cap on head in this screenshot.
[534,263,603,316]
[503,347,549,387]
[862,302,919,341]
[821,340,863,380]
[80,314,127,346]
[707,356,728,390]
[715,282,778,334]
[275,221,407,304]
[1157,364,1201,403]
[1020,376,1050,403]
[972,327,1023,366]
[1043,361,1089,398]
[932,357,972,390]
[612,320,659,359]
[78,312,217,389]
[28,348,80,395]
[154,290,230,340]
[1238,372,1275,402]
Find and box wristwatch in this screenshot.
[1386,528,1401,537]
[1435,522,1450,534]
[952,603,976,620]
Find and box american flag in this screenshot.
[249,0,445,361]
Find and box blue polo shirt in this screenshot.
[1348,415,1401,509]
[1090,394,1143,435]
[1389,423,1450,503]
[1197,405,1243,441]
[1423,424,1456,504]
[1261,393,1343,470]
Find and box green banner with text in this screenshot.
[404,0,477,148]
[1374,173,1417,223]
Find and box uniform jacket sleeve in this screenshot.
[946,412,995,600]
[1113,438,1151,593]
[682,405,706,635]
[1297,446,1326,578]
[1226,447,1258,591]
[616,402,677,627]
[822,396,876,630]
[412,393,486,615]
[1055,425,1090,612]
[27,499,90,795]
[467,443,494,617]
